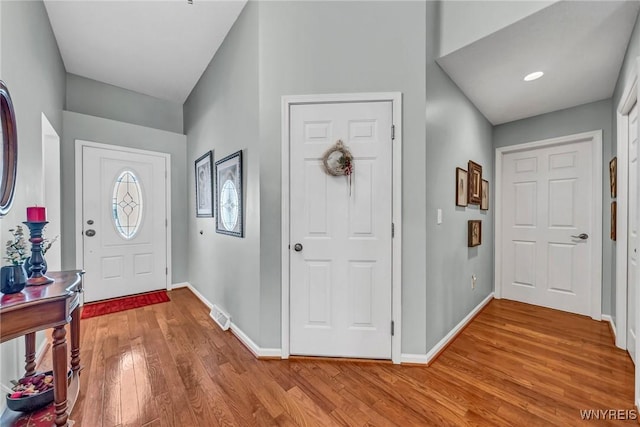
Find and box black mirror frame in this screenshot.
[0,81,17,216]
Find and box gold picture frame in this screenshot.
[467,160,482,205]
[610,157,617,198]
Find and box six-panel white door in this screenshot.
[289,101,393,359]
[82,145,168,302]
[502,141,594,315]
[629,103,639,363]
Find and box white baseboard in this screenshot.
[420,292,494,365]
[179,282,282,358]
[400,353,430,364]
[602,314,616,340]
[230,323,282,358]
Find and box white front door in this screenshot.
[289,101,393,359]
[82,145,168,303]
[629,102,639,363]
[501,140,595,316]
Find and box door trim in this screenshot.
[74,139,172,293]
[494,130,603,320]
[616,62,639,352]
[280,92,403,364]
[614,56,640,410]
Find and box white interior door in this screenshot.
[289,101,393,359]
[501,140,595,316]
[629,103,638,364]
[82,145,168,303]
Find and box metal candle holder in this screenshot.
[23,221,53,286]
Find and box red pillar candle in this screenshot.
[26,206,46,222]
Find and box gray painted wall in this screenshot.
[494,99,614,316]
[0,0,66,401]
[66,73,184,134]
[258,1,427,350]
[61,111,188,284]
[183,2,261,342]
[426,1,494,351]
[611,8,640,325]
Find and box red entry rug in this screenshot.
[3,403,64,427]
[81,290,170,319]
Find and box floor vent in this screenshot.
[210,304,231,331]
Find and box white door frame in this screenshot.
[494,130,603,320]
[615,57,640,409]
[74,139,172,292]
[281,92,403,364]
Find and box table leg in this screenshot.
[24,332,36,376]
[70,305,81,375]
[52,325,68,427]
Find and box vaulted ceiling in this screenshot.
[44,0,247,103]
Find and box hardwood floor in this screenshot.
[38,289,634,426]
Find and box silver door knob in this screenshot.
[85,229,96,237]
[294,243,303,252]
[570,233,589,240]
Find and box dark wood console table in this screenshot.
[0,270,84,427]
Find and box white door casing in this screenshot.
[41,114,61,271]
[629,102,639,364]
[495,131,603,320]
[281,93,402,364]
[76,141,170,302]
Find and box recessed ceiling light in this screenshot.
[524,71,544,82]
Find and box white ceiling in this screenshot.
[437,0,640,125]
[44,0,247,104]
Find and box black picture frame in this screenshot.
[195,150,214,218]
[215,150,244,237]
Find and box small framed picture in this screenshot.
[195,151,214,218]
[612,201,617,241]
[467,160,482,205]
[610,157,617,198]
[215,150,244,237]
[468,220,482,247]
[480,179,489,211]
[456,168,468,207]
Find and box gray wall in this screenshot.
[426,0,494,351]
[61,111,188,284]
[257,1,427,350]
[184,2,261,341]
[66,73,184,134]
[611,7,640,324]
[0,0,66,402]
[494,99,614,316]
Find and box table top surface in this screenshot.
[0,270,84,313]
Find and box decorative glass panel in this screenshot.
[220,179,239,231]
[112,170,143,239]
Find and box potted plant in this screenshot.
[2,226,28,294]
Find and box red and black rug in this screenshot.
[81,290,170,319]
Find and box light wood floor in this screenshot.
[38,288,635,426]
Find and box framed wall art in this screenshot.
[195,150,214,218]
[468,220,482,247]
[467,160,482,205]
[480,179,489,211]
[610,157,617,198]
[611,201,617,241]
[456,167,468,207]
[215,150,244,237]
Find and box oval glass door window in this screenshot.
[220,179,238,231]
[112,170,143,239]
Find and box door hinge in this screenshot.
[165,219,168,227]
[392,223,395,238]
[391,125,395,141]
[391,320,395,336]
[166,267,168,275]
